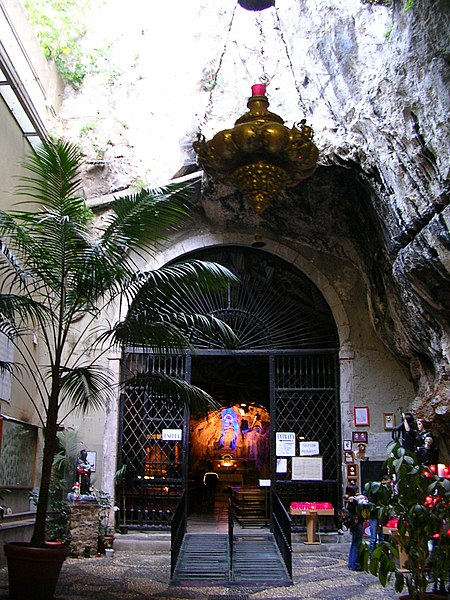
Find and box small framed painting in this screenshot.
[344,451,354,463]
[347,464,358,478]
[343,440,352,451]
[354,406,370,427]
[383,413,395,431]
[352,431,368,443]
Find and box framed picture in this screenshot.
[347,464,358,478]
[344,451,354,463]
[347,478,358,487]
[354,406,370,427]
[86,451,97,472]
[343,440,352,451]
[352,431,368,443]
[383,413,395,431]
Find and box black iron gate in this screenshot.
[118,351,190,530]
[118,246,341,529]
[272,351,341,526]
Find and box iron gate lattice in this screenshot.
[119,246,341,529]
[119,352,188,529]
[273,353,341,521]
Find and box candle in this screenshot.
[438,463,445,477]
[251,84,266,96]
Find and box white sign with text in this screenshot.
[162,429,182,441]
[276,432,296,456]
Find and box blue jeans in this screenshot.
[348,522,364,570]
[369,517,378,556]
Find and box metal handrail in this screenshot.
[228,497,234,577]
[271,490,293,578]
[170,491,187,577]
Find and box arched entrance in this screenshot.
[118,246,340,529]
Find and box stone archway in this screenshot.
[117,244,343,528]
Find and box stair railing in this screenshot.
[170,491,187,577]
[228,497,234,577]
[271,490,293,577]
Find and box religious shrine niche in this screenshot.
[189,401,270,481]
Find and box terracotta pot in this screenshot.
[44,540,65,548]
[4,541,69,600]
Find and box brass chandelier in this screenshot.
[193,84,319,215]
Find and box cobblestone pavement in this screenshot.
[0,543,399,600]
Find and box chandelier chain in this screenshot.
[274,7,308,116]
[256,15,270,86]
[196,5,238,135]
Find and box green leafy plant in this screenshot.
[23,0,98,88]
[0,138,238,550]
[361,441,450,599]
[29,477,71,545]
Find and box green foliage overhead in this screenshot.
[23,0,97,88]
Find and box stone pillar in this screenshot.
[69,503,99,556]
[339,341,355,486]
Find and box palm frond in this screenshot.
[59,365,114,415]
[96,183,193,261]
[0,293,49,330]
[112,259,239,348]
[16,139,83,211]
[123,370,220,416]
[0,360,13,376]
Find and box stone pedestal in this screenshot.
[69,503,99,556]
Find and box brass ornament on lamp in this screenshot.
[193,83,319,215]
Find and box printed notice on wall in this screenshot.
[162,429,182,441]
[299,441,320,456]
[276,458,288,473]
[292,456,323,480]
[276,432,296,456]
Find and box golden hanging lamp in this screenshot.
[193,84,319,214]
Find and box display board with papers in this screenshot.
[292,456,323,480]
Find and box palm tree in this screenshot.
[0,139,237,548]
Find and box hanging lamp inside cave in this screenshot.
[193,84,319,216]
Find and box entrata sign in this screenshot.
[276,432,296,456]
[162,429,182,441]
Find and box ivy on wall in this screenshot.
[22,0,98,88]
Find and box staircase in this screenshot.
[170,532,292,586]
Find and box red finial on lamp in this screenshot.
[251,83,266,96]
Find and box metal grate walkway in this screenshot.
[170,533,292,586]
[231,533,291,584]
[171,534,229,586]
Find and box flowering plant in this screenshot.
[361,441,450,599]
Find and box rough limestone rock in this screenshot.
[52,0,448,421]
[69,503,99,555]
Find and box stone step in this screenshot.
[113,532,171,552]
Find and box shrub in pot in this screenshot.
[361,441,450,599]
[0,139,237,599]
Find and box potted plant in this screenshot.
[29,435,75,549]
[94,488,115,553]
[361,440,450,599]
[0,139,237,599]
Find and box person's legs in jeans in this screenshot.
[348,522,364,570]
[369,517,378,556]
